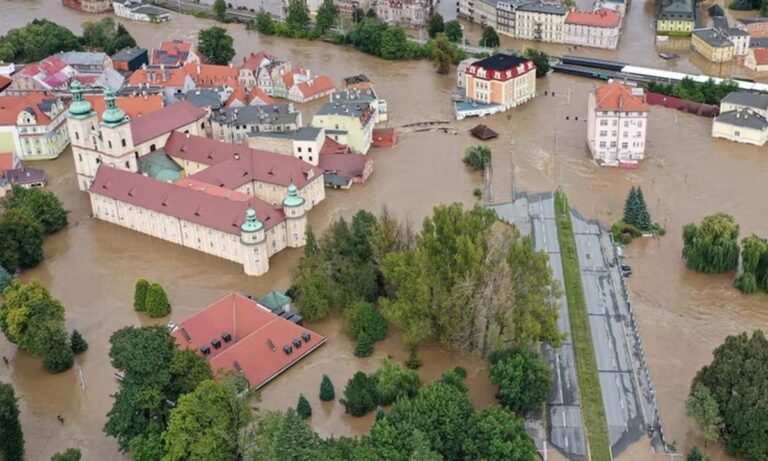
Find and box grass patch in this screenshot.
[554,190,612,461]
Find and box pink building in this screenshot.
[587,81,650,167]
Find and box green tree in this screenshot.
[0,382,24,461]
[286,0,311,29]
[634,187,652,231]
[353,7,365,22]
[51,448,81,461]
[366,7,377,17]
[42,330,74,373]
[316,0,339,33]
[213,0,227,22]
[682,213,740,273]
[463,145,491,170]
[691,330,768,460]
[252,10,276,34]
[481,26,500,48]
[320,374,335,401]
[128,432,164,461]
[409,429,443,461]
[162,378,255,461]
[296,393,312,419]
[354,332,374,357]
[108,24,137,55]
[2,186,68,234]
[431,34,458,74]
[687,446,711,461]
[0,208,45,271]
[0,19,82,63]
[444,20,462,42]
[346,301,388,342]
[133,278,149,311]
[380,26,409,60]
[167,349,214,397]
[734,235,768,294]
[463,407,537,461]
[198,26,235,65]
[144,282,171,318]
[406,347,422,369]
[348,18,387,56]
[428,14,445,38]
[341,371,377,416]
[687,383,722,446]
[81,18,136,55]
[293,228,332,321]
[0,266,12,293]
[0,280,66,357]
[70,329,88,354]
[246,410,328,461]
[490,346,552,416]
[524,48,551,78]
[440,367,468,393]
[373,359,420,405]
[623,186,640,226]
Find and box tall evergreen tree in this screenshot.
[622,187,639,226]
[70,330,89,354]
[296,394,312,419]
[0,382,24,461]
[320,374,335,401]
[635,187,652,231]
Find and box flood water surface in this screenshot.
[1,2,768,460]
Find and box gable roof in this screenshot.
[85,94,164,119]
[595,81,649,112]
[722,91,768,110]
[752,48,768,66]
[240,51,277,70]
[127,67,190,87]
[152,40,194,66]
[182,63,239,88]
[90,166,285,234]
[170,293,326,388]
[0,152,14,173]
[714,109,768,130]
[565,9,621,27]
[0,94,59,125]
[130,101,207,145]
[293,75,335,98]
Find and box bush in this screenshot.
[354,333,374,358]
[145,283,171,318]
[320,374,335,401]
[51,448,82,461]
[373,359,420,405]
[610,220,641,244]
[490,346,552,416]
[346,301,388,342]
[687,446,710,461]
[0,265,12,293]
[524,48,551,77]
[296,394,312,419]
[43,340,74,373]
[463,145,491,171]
[70,330,88,354]
[405,347,422,370]
[134,279,150,311]
[440,366,468,393]
[340,371,377,416]
[473,188,482,199]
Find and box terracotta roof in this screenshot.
[85,94,164,119]
[167,132,322,190]
[90,166,285,234]
[294,75,335,98]
[151,40,194,66]
[0,152,13,173]
[320,136,350,155]
[565,9,621,27]
[224,85,248,107]
[224,84,275,107]
[20,56,69,77]
[127,67,190,87]
[249,86,275,105]
[0,94,58,125]
[174,178,252,201]
[753,48,768,65]
[170,293,326,388]
[130,101,207,145]
[2,167,45,186]
[182,63,239,88]
[240,51,277,70]
[0,75,12,92]
[282,72,295,89]
[595,81,649,112]
[319,153,369,178]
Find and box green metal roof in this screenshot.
[282,183,305,208]
[67,81,94,119]
[240,208,263,233]
[138,150,183,182]
[257,290,292,312]
[100,87,127,127]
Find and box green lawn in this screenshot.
[553,191,612,461]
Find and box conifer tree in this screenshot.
[623,187,639,225]
[354,333,374,358]
[70,330,88,354]
[319,374,335,401]
[0,382,24,461]
[635,187,652,231]
[296,394,312,419]
[145,283,171,318]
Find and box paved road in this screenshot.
[492,193,587,460]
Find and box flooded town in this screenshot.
[0,0,767,460]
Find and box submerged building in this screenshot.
[587,81,650,167]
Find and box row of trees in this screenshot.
[0,18,136,63]
[428,13,463,43]
[133,279,172,318]
[0,281,86,373]
[647,77,739,106]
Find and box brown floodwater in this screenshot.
[1,2,768,460]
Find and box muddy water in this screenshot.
[2,2,768,460]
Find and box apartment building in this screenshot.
[587,81,650,167]
[564,9,621,49]
[210,104,301,145]
[0,93,69,161]
[516,3,568,42]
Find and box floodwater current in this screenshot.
[1,1,767,460]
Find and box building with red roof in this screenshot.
[288,75,336,103]
[0,93,69,161]
[464,53,537,114]
[4,56,77,96]
[565,9,621,49]
[85,94,164,119]
[745,48,768,72]
[151,40,200,68]
[170,293,326,388]
[587,81,650,167]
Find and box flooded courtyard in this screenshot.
[1,1,768,459]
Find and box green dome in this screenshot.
[240,208,264,233]
[68,81,93,118]
[101,88,127,127]
[283,183,305,208]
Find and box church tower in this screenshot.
[240,208,269,276]
[282,183,307,248]
[99,88,137,172]
[67,81,99,191]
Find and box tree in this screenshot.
[687,383,722,446]
[524,48,551,78]
[341,371,377,416]
[440,367,468,393]
[463,407,537,461]
[354,332,374,357]
[320,374,335,401]
[0,382,24,461]
[316,0,339,33]
[0,266,12,293]
[162,378,254,461]
[0,19,82,63]
[366,7,377,17]
[293,228,332,321]
[380,26,409,60]
[463,145,491,170]
[167,349,214,398]
[2,186,68,234]
[634,187,652,231]
[252,10,276,35]
[43,330,74,373]
[296,394,312,419]
[0,280,66,357]
[51,448,81,461]
[691,330,768,460]
[428,14,444,38]
[348,18,387,57]
[431,34,459,74]
[682,213,740,273]
[144,282,171,318]
[373,359,420,405]
[623,187,640,226]
[490,346,552,416]
[444,20,462,42]
[0,208,45,271]
[108,24,137,55]
[687,446,711,461]
[346,301,388,342]
[286,0,310,30]
[133,278,150,311]
[70,330,88,354]
[353,7,365,22]
[734,235,768,294]
[81,18,136,55]
[246,410,328,461]
[198,27,235,65]
[481,26,500,48]
[213,0,227,22]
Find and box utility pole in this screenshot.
[509,139,516,202]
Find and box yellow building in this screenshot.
[691,28,734,63]
[311,101,375,154]
[656,0,695,36]
[464,54,537,109]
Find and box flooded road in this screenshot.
[2,2,768,460]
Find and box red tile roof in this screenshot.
[320,136,350,155]
[0,75,12,92]
[565,9,621,27]
[89,166,285,233]
[319,153,370,178]
[294,75,335,99]
[85,94,164,120]
[164,131,323,190]
[170,293,327,388]
[151,40,194,66]
[0,152,14,173]
[130,101,207,145]
[225,84,276,107]
[595,81,649,112]
[249,86,275,105]
[174,178,252,201]
[20,56,70,77]
[182,63,239,88]
[0,94,58,125]
[240,51,277,70]
[753,48,768,65]
[127,67,190,87]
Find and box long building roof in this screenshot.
[130,101,207,145]
[595,81,649,112]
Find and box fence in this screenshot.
[646,92,720,118]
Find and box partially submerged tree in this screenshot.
[0,382,24,461]
[198,27,235,65]
[296,394,312,419]
[319,374,335,401]
[686,382,722,446]
[682,213,740,273]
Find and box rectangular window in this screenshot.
[599,120,607,126]
[599,130,607,137]
[621,142,628,149]
[599,141,606,148]
[610,141,617,148]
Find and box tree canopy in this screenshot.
[481,26,500,48]
[213,0,227,22]
[687,382,722,445]
[145,282,171,318]
[647,77,739,105]
[682,213,740,273]
[0,19,82,63]
[444,20,463,42]
[286,0,311,29]
[463,407,537,460]
[622,186,652,232]
[490,346,552,416]
[81,18,137,55]
[524,48,551,78]
[198,27,235,65]
[0,382,24,461]
[315,0,339,33]
[428,14,445,38]
[51,448,81,461]
[463,145,491,170]
[733,234,768,294]
[2,185,68,235]
[0,208,45,272]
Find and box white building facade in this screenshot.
[587,81,649,167]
